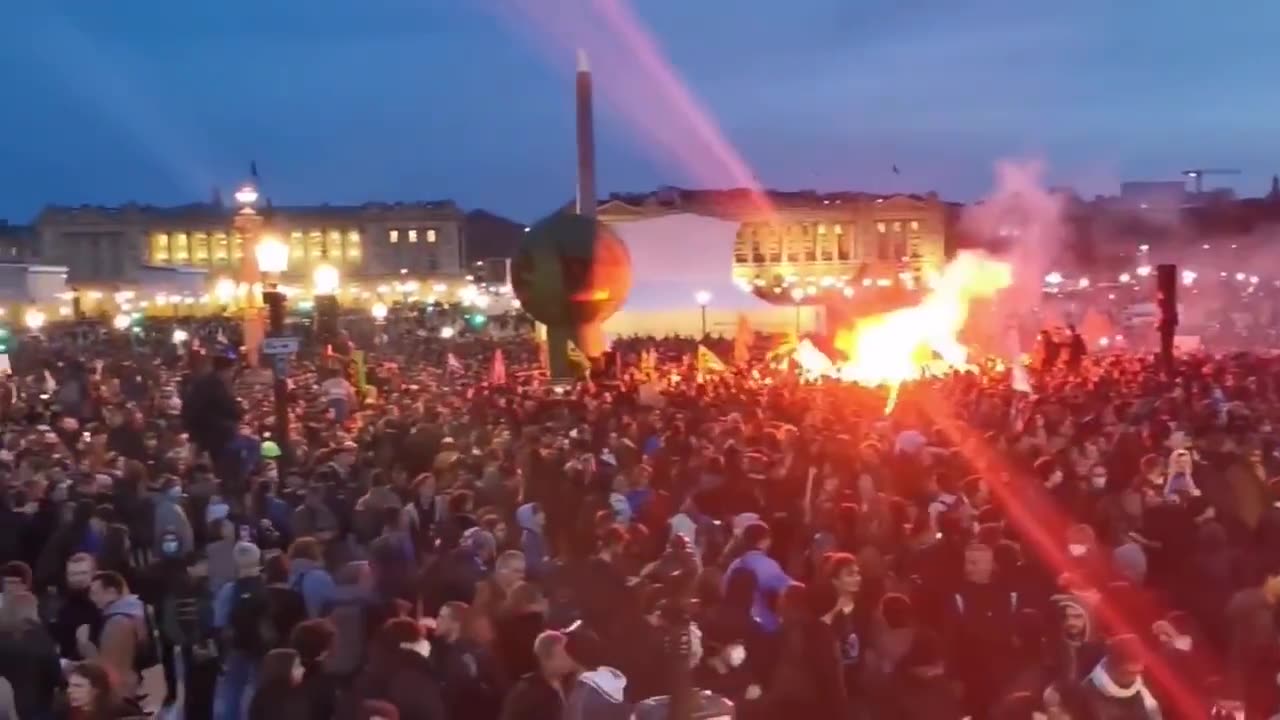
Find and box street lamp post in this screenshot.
[789,287,804,336]
[256,235,291,465]
[313,264,341,349]
[694,290,711,337]
[234,181,264,366]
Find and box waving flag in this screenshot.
[446,353,464,376]
[733,314,752,365]
[697,345,727,374]
[490,349,507,385]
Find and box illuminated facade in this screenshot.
[597,188,951,306]
[35,201,466,286]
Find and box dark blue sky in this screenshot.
[2,1,1278,223]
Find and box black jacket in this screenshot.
[499,673,563,720]
[346,647,447,720]
[0,621,64,718]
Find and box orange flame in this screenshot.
[790,251,1013,412]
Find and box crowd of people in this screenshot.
[1,320,1279,720]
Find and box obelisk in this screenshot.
[575,49,597,219]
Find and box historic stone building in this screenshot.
[34,200,467,286]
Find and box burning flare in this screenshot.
[789,251,1013,412]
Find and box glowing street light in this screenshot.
[1044,271,1064,285]
[112,313,131,331]
[313,264,340,295]
[371,302,388,322]
[172,328,190,344]
[1235,272,1247,282]
[254,235,290,275]
[1118,272,1132,283]
[694,290,712,336]
[439,326,456,339]
[1136,266,1152,277]
[24,308,45,331]
[1077,277,1091,289]
[1181,269,1197,286]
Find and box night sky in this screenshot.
[2,1,1278,223]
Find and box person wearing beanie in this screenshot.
[1079,634,1160,719]
[1112,541,1149,586]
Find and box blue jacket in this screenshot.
[288,560,337,618]
[722,549,791,632]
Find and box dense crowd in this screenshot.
[2,322,1280,720]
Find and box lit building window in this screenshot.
[151,233,170,263]
[892,221,902,232]
[290,231,305,262]
[212,232,229,264]
[172,232,190,263]
[308,230,323,259]
[389,229,399,244]
[231,232,244,261]
[345,230,361,261]
[909,220,920,231]
[817,224,827,234]
[326,229,342,259]
[192,232,209,264]
[876,222,886,233]
[409,229,419,243]
[427,228,438,243]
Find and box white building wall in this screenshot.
[603,213,823,337]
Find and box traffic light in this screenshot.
[314,295,340,345]
[0,326,10,354]
[467,313,487,329]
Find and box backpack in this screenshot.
[227,576,277,656]
[104,603,162,674]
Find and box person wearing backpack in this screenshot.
[74,571,154,702]
[212,541,272,720]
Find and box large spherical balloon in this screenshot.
[512,213,632,327]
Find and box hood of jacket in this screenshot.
[578,666,628,704]
[516,502,542,532]
[104,593,145,619]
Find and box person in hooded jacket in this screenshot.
[345,617,447,720]
[76,571,148,701]
[562,622,632,720]
[515,503,548,581]
[494,582,548,688]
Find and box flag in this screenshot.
[490,349,507,385]
[640,347,657,376]
[352,350,367,395]
[446,352,464,375]
[892,164,900,175]
[250,161,260,179]
[696,344,727,374]
[566,341,591,377]
[733,314,752,365]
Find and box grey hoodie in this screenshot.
[152,493,195,557]
[96,594,147,697]
[564,667,631,720]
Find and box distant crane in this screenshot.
[1181,168,1241,194]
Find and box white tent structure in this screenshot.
[603,213,821,337]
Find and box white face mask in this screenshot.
[1171,635,1192,652]
[725,643,746,668]
[1067,543,1088,558]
